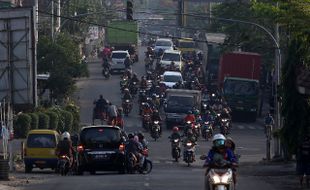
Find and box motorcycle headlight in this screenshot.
[211,175,221,183]
[186,142,192,147]
[203,104,207,108]
[126,100,129,103]
[154,121,159,124]
[194,125,198,128]
[186,121,191,124]
[221,175,230,184]
[217,114,221,117]
[174,139,179,143]
[133,82,136,85]
[205,122,209,125]
[141,102,146,105]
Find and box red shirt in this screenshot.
[184,114,195,123]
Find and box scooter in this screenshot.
[57,155,70,176]
[102,66,110,79]
[150,120,161,141]
[170,138,181,162]
[202,121,213,141]
[183,141,196,167]
[122,99,132,116]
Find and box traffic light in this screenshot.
[126,1,133,20]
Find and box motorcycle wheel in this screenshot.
[142,159,152,174]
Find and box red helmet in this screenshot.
[172,126,179,132]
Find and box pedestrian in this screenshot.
[296,135,310,188]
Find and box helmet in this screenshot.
[193,109,200,115]
[137,132,144,140]
[133,73,137,78]
[118,107,123,113]
[172,126,179,132]
[187,111,192,114]
[212,134,226,148]
[128,133,134,139]
[124,88,129,93]
[61,132,70,140]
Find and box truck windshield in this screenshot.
[156,41,172,47]
[166,96,194,113]
[179,41,195,48]
[224,80,258,96]
[164,75,182,82]
[162,53,180,61]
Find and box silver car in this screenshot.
[110,50,130,73]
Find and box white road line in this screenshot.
[164,161,173,164]
[237,125,245,129]
[153,160,160,164]
[248,126,255,130]
[144,183,150,187]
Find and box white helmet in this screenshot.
[61,132,70,140]
[212,134,226,142]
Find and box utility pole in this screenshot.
[56,0,61,32]
[51,0,54,39]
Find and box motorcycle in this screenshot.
[201,157,236,190]
[183,141,196,167]
[183,121,193,137]
[92,106,105,125]
[57,155,70,176]
[122,99,132,116]
[126,149,152,174]
[142,114,152,131]
[120,77,129,93]
[220,118,230,136]
[144,55,154,72]
[130,81,138,97]
[192,122,201,140]
[150,120,161,141]
[202,121,213,141]
[170,138,181,162]
[102,66,110,79]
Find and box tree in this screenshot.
[37,33,88,101]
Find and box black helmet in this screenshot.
[128,133,134,139]
[137,132,144,140]
[187,110,192,114]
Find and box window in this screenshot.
[164,75,182,83]
[224,80,258,96]
[112,53,127,59]
[162,53,180,62]
[156,40,172,47]
[80,127,121,148]
[27,134,56,148]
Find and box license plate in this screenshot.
[94,154,109,160]
[35,161,46,164]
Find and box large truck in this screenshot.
[164,89,201,128]
[106,20,139,61]
[218,52,261,121]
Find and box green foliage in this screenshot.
[49,106,73,133]
[37,33,88,101]
[37,112,50,129]
[28,113,39,130]
[65,103,80,132]
[14,113,31,138]
[62,110,73,132]
[45,111,59,130]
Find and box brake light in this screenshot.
[119,144,125,152]
[77,145,84,152]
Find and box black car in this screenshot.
[77,125,126,175]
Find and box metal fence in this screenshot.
[0,98,13,160]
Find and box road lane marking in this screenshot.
[237,125,245,129]
[144,183,150,187]
[248,126,255,130]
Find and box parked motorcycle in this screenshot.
[183,141,196,167]
[150,120,161,141]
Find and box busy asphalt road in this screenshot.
[21,46,275,190]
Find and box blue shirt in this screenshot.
[204,148,237,166]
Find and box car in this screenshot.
[154,38,174,56]
[77,125,126,175]
[161,71,183,88]
[110,50,130,73]
[160,50,184,71]
[24,130,60,173]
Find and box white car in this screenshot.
[160,50,183,71]
[110,50,130,73]
[154,38,174,56]
[162,71,183,88]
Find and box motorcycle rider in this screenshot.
[169,126,181,140]
[152,109,162,135]
[107,102,118,125]
[140,76,148,89]
[125,134,144,168]
[124,54,133,69]
[184,111,196,123]
[145,46,154,57]
[137,132,148,149]
[142,103,153,128]
[122,88,133,101]
[203,134,238,187]
[115,107,124,129]
[182,129,197,160]
[169,61,177,71]
[93,95,108,119]
[56,132,75,168]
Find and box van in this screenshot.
[24,130,60,173]
[176,38,196,57]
